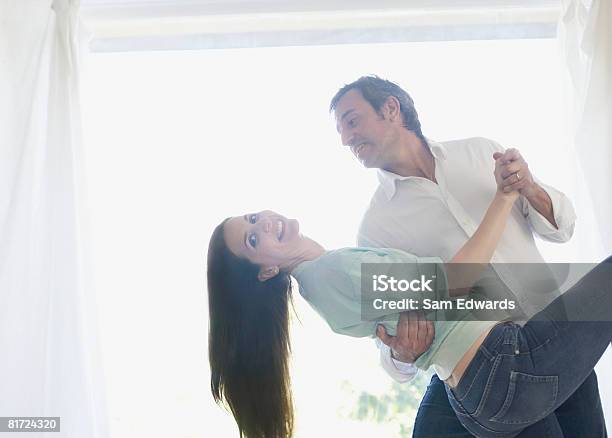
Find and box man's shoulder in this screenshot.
[439,136,504,153]
[437,137,505,166]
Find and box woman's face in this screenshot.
[224,210,303,275]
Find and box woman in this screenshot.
[207,183,612,437]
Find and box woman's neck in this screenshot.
[286,237,326,273]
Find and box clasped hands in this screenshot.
[493,148,537,197]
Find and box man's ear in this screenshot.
[258,265,280,282]
[383,96,401,122]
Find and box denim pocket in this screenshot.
[453,353,503,419]
[490,371,558,425]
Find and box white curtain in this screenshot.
[0,0,108,436]
[559,0,612,249]
[559,0,612,424]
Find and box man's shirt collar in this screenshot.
[377,139,447,200]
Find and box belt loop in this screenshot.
[502,322,520,354]
[512,326,519,355]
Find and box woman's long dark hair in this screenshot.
[207,219,294,438]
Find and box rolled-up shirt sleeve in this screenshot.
[521,177,577,243]
[376,338,419,383]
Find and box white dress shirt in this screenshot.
[357,137,577,382]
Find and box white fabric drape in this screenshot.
[0,0,108,436]
[559,0,612,249]
[558,0,612,424]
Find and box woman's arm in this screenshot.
[450,191,518,264]
[445,179,519,295]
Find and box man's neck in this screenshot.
[384,134,436,182]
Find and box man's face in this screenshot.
[334,89,396,169]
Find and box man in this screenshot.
[330,76,606,437]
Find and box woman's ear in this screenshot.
[258,265,280,282]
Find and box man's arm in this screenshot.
[358,232,436,377]
[522,184,556,227]
[494,148,577,242]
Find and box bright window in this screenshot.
[81,38,584,437]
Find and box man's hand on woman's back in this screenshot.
[376,311,434,363]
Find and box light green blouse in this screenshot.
[291,247,496,380]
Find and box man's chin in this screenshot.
[360,159,377,169]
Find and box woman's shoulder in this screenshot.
[293,247,411,285]
[330,246,423,263]
[294,247,444,282]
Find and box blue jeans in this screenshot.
[414,372,605,437]
[443,257,612,437]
